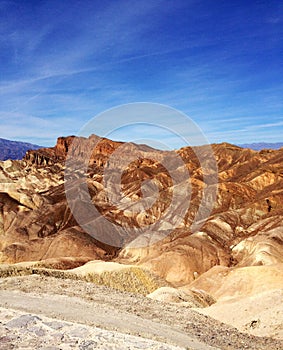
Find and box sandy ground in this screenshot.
[196,289,283,340]
[0,275,282,350]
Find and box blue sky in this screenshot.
[0,0,282,148]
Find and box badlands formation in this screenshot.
[0,135,282,349]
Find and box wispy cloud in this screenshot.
[244,120,283,130]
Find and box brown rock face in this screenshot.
[24,136,75,166]
[24,135,123,168]
[0,135,282,292]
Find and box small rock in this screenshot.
[0,336,15,350]
[69,326,90,338]
[6,314,41,328]
[27,325,46,336]
[44,321,66,330]
[79,340,98,349]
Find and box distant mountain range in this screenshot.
[0,138,43,161]
[238,142,283,150]
[1,138,282,161]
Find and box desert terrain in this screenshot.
[0,274,282,350]
[0,135,282,349]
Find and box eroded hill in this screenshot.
[0,135,282,292]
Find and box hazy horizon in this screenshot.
[2,135,283,153]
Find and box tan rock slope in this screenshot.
[0,136,282,307]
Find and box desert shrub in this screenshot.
[0,265,32,278]
[85,267,167,295]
